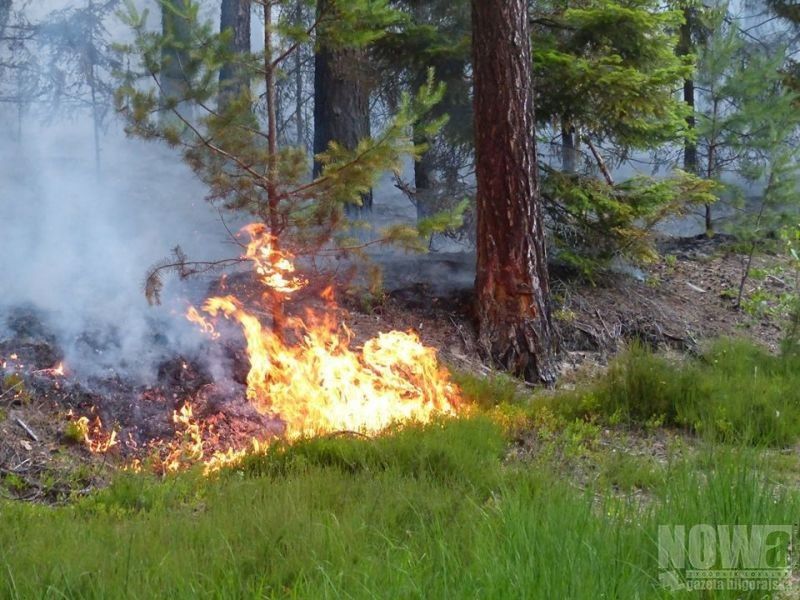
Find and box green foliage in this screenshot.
[1,414,799,598]
[548,340,800,447]
[63,419,88,445]
[316,0,403,49]
[231,417,505,491]
[116,2,452,302]
[694,6,800,236]
[533,0,691,149]
[528,0,714,273]
[451,371,523,409]
[597,451,665,492]
[1,373,30,405]
[544,168,717,273]
[375,0,473,150]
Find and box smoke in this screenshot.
[0,117,243,383]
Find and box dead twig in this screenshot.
[14,417,39,443]
[0,379,24,402]
[594,308,613,340]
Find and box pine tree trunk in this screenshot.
[263,1,284,336]
[678,7,697,174]
[295,8,305,150]
[161,0,192,116]
[561,119,576,173]
[219,0,251,106]
[471,0,556,385]
[313,0,372,215]
[413,123,437,220]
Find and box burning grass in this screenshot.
[185,224,461,442]
[0,223,464,480]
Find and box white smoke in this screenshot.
[0,115,243,382]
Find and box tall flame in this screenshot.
[189,225,460,439]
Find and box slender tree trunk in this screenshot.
[678,7,697,175]
[561,119,576,173]
[313,0,372,216]
[705,98,719,236]
[413,123,437,220]
[219,0,251,107]
[471,0,556,384]
[585,135,613,186]
[87,0,101,173]
[736,170,772,308]
[263,1,284,336]
[294,0,305,150]
[89,66,101,173]
[295,45,304,149]
[683,77,696,170]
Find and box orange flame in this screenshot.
[186,306,220,339]
[242,224,306,294]
[158,402,257,475]
[68,409,118,454]
[188,224,460,441]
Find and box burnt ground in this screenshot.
[0,233,791,501]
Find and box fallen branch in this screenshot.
[14,417,39,443]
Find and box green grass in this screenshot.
[516,339,800,447]
[2,340,800,598]
[0,422,797,598]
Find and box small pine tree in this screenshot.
[531,0,716,271]
[694,6,800,237]
[115,1,453,315]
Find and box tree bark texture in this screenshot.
[313,0,372,215]
[678,7,697,175]
[219,0,251,105]
[471,0,557,384]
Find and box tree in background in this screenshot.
[693,7,799,236]
[218,0,251,107]
[160,0,193,117]
[116,0,452,322]
[312,0,388,217]
[375,0,472,222]
[471,0,556,384]
[38,0,121,169]
[675,0,712,177]
[0,0,41,139]
[530,0,714,272]
[276,0,312,150]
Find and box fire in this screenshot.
[67,409,118,454]
[159,402,258,475]
[186,306,219,339]
[34,362,65,377]
[188,225,460,440]
[163,403,204,472]
[243,223,307,294]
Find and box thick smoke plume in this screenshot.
[0,118,240,382]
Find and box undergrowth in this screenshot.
[459,338,800,447]
[572,339,800,446]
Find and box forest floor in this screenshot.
[0,236,798,597]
